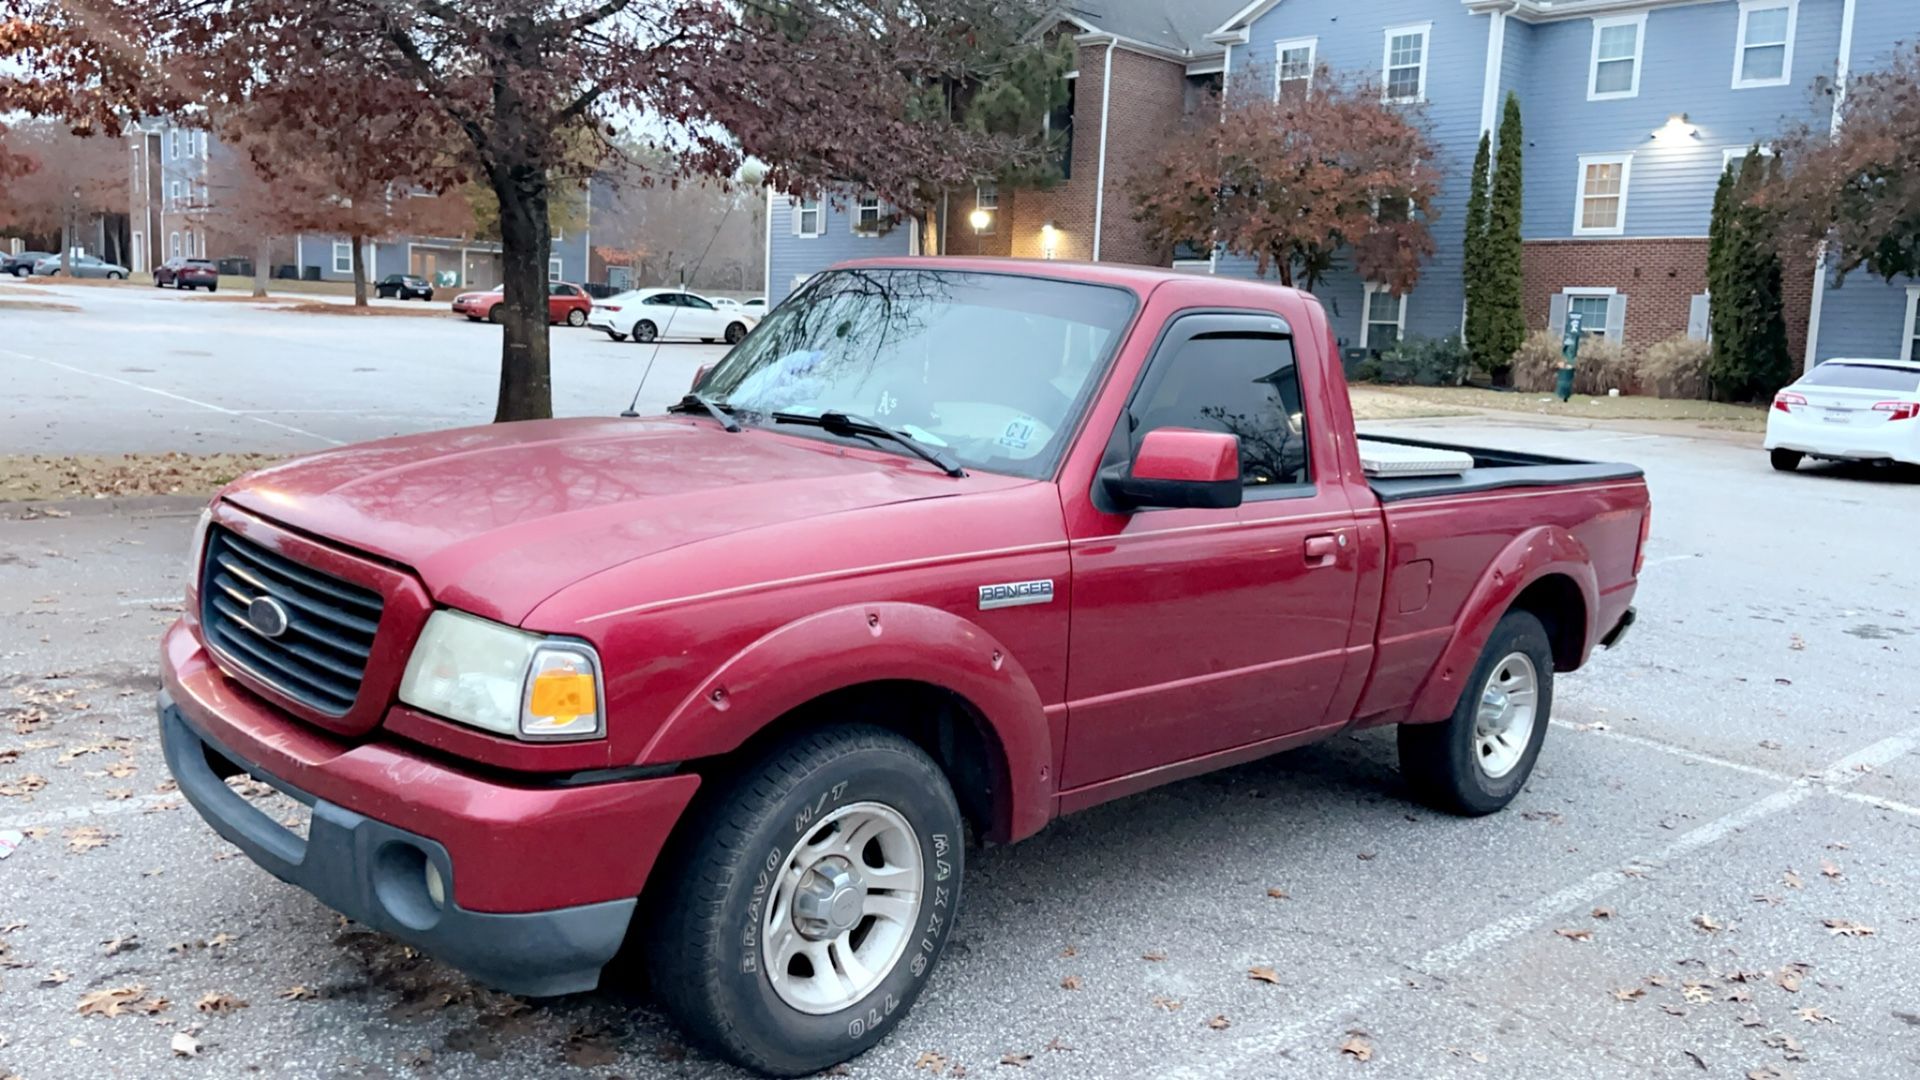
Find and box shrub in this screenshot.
[1371,334,1468,386]
[1509,330,1563,392]
[1571,337,1636,396]
[1639,334,1711,399]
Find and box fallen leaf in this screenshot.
[1660,1003,1687,1017]
[64,826,112,854]
[1796,1006,1835,1024]
[278,985,317,1001]
[1150,994,1181,1012]
[1207,1015,1231,1030]
[1591,907,1614,919]
[1747,1068,1786,1080]
[998,1052,1032,1067]
[1788,634,1805,650]
[1339,1034,1373,1062]
[1819,859,1842,879]
[77,985,164,1018]
[1783,869,1803,889]
[1043,1037,1073,1052]
[1554,928,1593,942]
[1058,945,1078,958]
[1141,950,1167,962]
[1683,982,1714,1004]
[1692,913,1724,933]
[40,969,71,986]
[1683,1049,1708,1070]
[1776,969,1802,993]
[1738,1013,1766,1029]
[914,1051,948,1073]
[1725,987,1753,1004]
[195,992,247,1014]
[1758,739,1783,750]
[0,775,47,798]
[1822,918,1875,937]
[171,1031,201,1058]
[1356,851,1376,861]
[1612,987,1645,1002]
[101,933,139,956]
[1058,975,1081,991]
[1248,966,1281,985]
[1266,887,1291,899]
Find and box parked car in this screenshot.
[709,295,743,310]
[451,282,593,325]
[155,257,220,291]
[376,274,435,301]
[32,253,129,279]
[741,297,767,312]
[1766,358,1920,471]
[159,258,1647,1077]
[587,287,757,344]
[2,251,54,277]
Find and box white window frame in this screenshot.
[1903,286,1920,362]
[548,257,564,283]
[1360,283,1408,349]
[168,232,181,258]
[1274,37,1318,98]
[196,131,207,158]
[168,180,182,207]
[332,241,352,274]
[795,198,823,238]
[1721,144,1776,172]
[1561,286,1619,338]
[1381,23,1431,104]
[1587,13,1646,101]
[1732,0,1797,90]
[169,130,182,159]
[973,182,997,235]
[1573,153,1633,237]
[852,192,882,235]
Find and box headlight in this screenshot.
[398,610,604,741]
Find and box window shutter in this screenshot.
[1548,293,1569,337]
[790,199,801,237]
[1606,294,1628,339]
[1687,292,1710,340]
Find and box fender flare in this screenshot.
[1405,525,1599,725]
[640,602,1054,842]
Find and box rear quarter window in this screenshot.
[1798,364,1920,392]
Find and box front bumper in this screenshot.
[162,695,632,996]
[1765,411,1920,464]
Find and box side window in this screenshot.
[1130,331,1310,490]
[682,294,715,311]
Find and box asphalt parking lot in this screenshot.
[2,282,1918,1079]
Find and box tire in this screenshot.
[11,267,27,278]
[566,308,587,327]
[107,271,124,280]
[633,320,658,343]
[1398,610,1554,816]
[649,726,965,1077]
[725,322,748,345]
[606,330,628,342]
[153,277,165,288]
[1770,448,1803,472]
[488,306,504,324]
[206,283,216,293]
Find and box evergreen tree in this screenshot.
[1482,93,1526,378]
[1462,131,1493,374]
[1707,147,1793,400]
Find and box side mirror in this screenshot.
[1102,428,1242,511]
[689,364,711,392]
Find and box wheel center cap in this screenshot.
[792,858,865,940]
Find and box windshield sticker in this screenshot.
[997,416,1038,451]
[874,389,900,417]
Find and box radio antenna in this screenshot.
[621,197,739,417]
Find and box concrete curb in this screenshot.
[0,494,208,521]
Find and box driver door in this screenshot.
[678,293,723,337]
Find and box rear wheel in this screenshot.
[725,322,748,345]
[566,308,587,327]
[488,306,504,324]
[107,271,124,280]
[649,726,964,1076]
[633,320,658,343]
[1770,448,1803,472]
[1399,610,1554,816]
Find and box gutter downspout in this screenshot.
[1479,3,1513,136]
[1091,38,1116,262]
[1802,0,1857,372]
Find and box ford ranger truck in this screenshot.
[160,259,1647,1076]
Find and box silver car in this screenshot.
[33,253,130,279]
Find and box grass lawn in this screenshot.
[1368,385,1769,433]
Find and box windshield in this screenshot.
[1798,363,1920,393]
[700,268,1137,479]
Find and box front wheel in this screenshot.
[11,267,27,278]
[1398,610,1554,816]
[487,306,504,324]
[649,726,965,1076]
[566,308,587,327]
[107,271,124,280]
[632,320,658,343]
[1770,448,1803,472]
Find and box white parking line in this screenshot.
[1161,723,1920,1080]
[1547,719,1801,784]
[0,793,182,832]
[3,349,345,446]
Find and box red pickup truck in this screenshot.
[161,259,1646,1076]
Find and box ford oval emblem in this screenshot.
[246,595,291,638]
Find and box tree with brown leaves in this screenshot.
[1129,66,1441,294]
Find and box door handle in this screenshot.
[1304,534,1340,564]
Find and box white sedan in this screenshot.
[1766,358,1920,471]
[586,288,758,345]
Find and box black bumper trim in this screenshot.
[159,693,635,997]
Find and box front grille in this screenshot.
[200,527,384,716]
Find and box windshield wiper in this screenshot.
[772,410,966,477]
[666,392,742,432]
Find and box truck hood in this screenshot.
[221,418,1000,625]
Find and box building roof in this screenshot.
[1048,0,1248,57]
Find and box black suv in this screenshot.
[376,274,435,301]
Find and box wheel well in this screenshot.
[1511,574,1586,672]
[706,680,1010,843]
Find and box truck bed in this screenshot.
[1359,434,1645,503]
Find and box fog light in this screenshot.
[424,860,447,910]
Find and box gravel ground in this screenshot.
[1,286,1917,1080]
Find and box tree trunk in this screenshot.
[253,234,272,298]
[490,162,554,423]
[350,234,368,306]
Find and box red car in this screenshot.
[155,257,220,291]
[450,281,592,326]
[161,259,1646,1076]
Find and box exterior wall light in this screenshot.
[968,208,992,231]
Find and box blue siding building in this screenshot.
[765,191,919,306]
